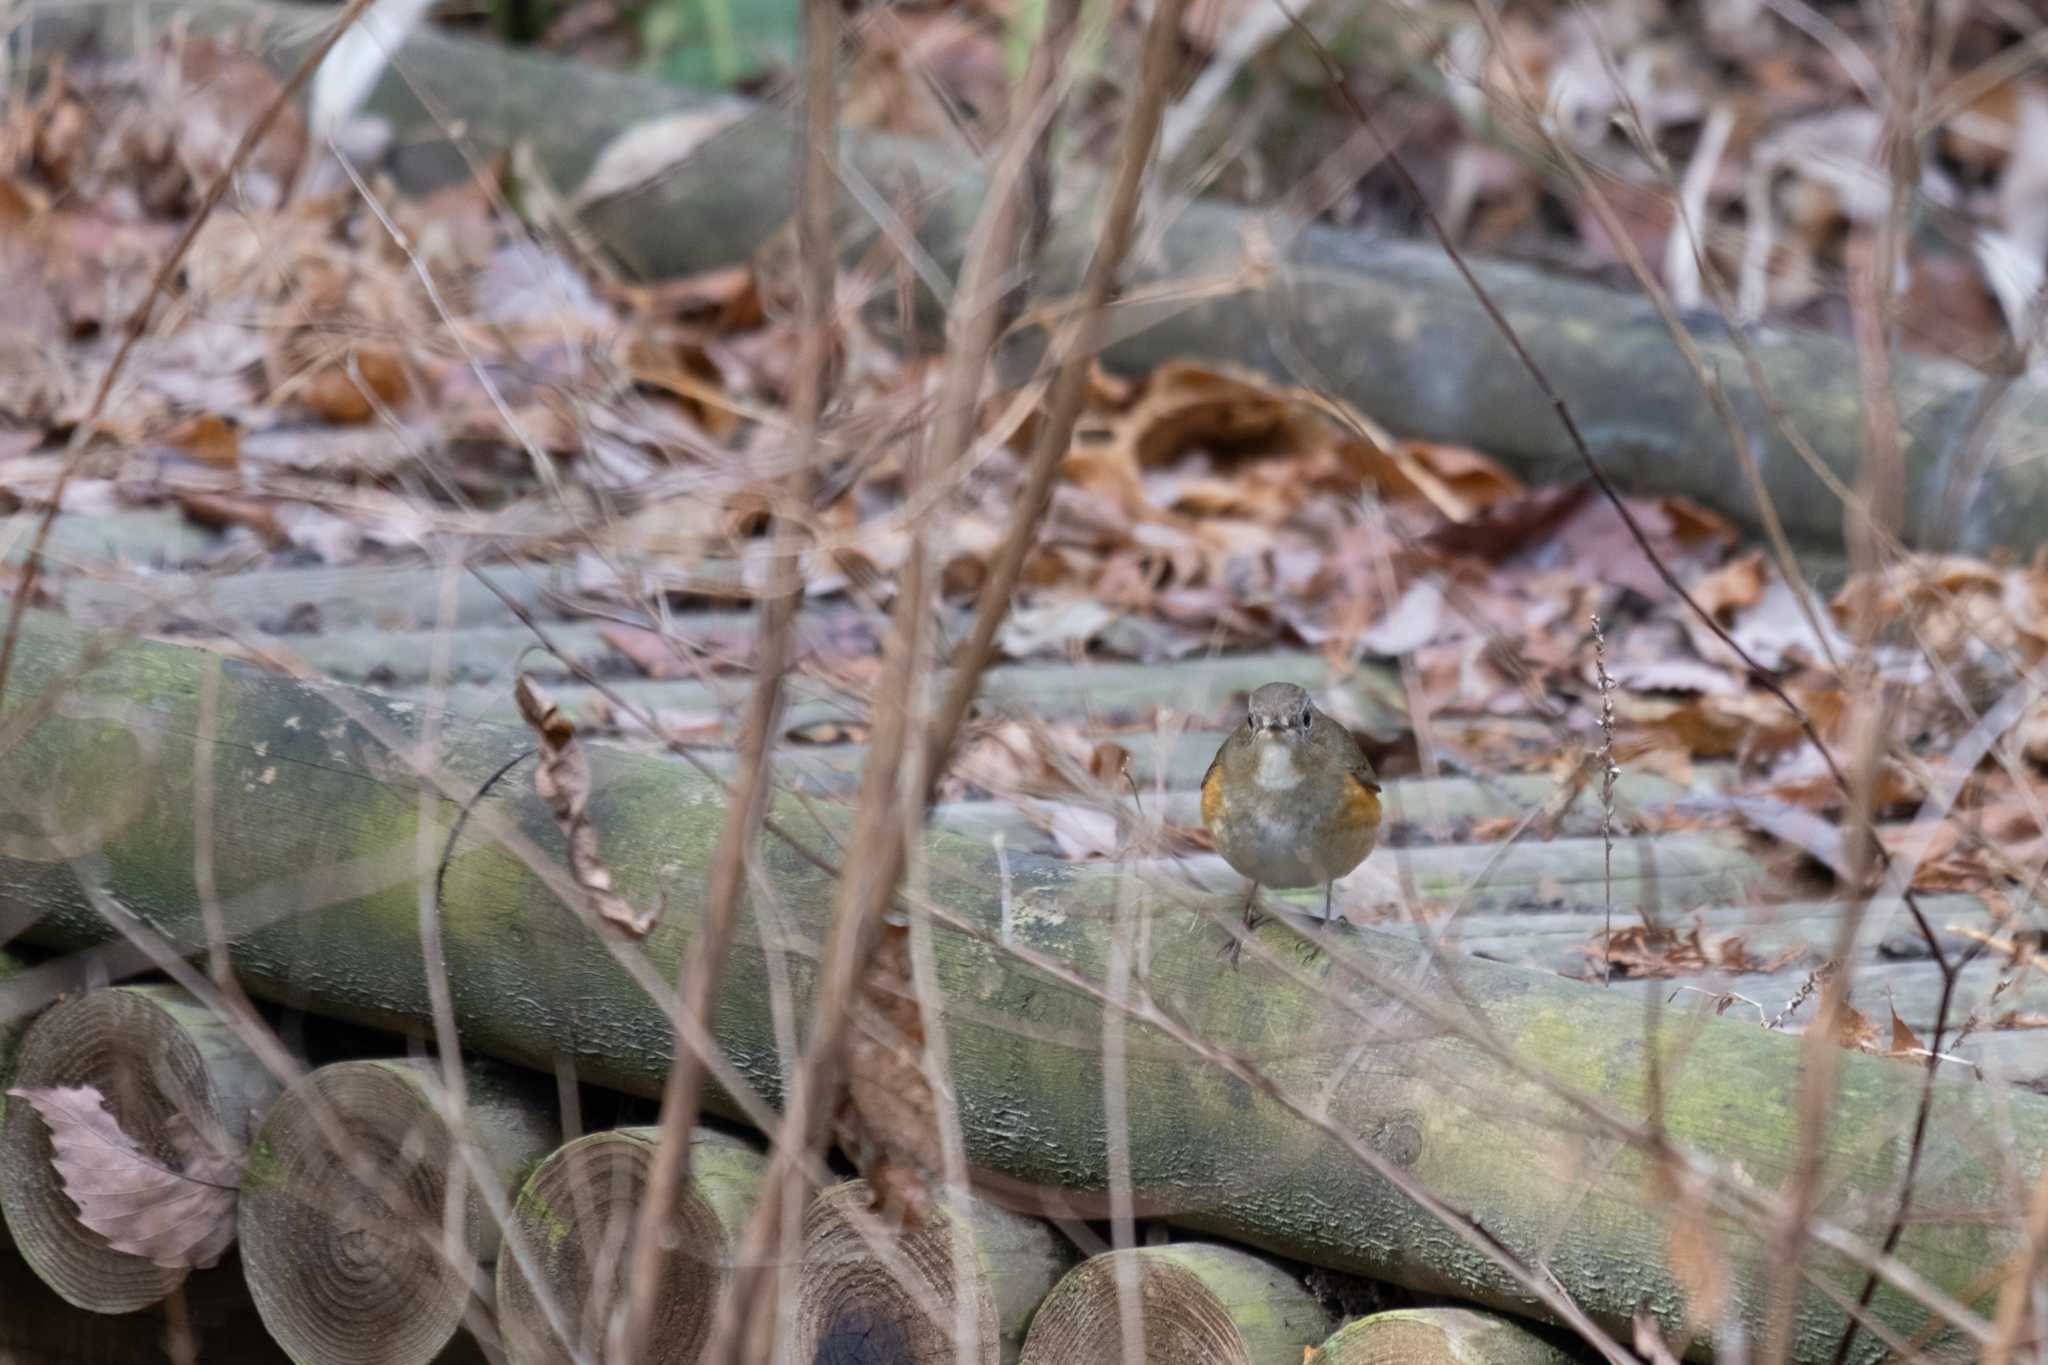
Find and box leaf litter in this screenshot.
[7,26,2048,1041]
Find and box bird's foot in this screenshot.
[1219,889,1265,968]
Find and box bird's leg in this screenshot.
[1323,880,1335,923]
[1222,883,1263,966]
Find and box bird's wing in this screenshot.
[1313,709,1380,791]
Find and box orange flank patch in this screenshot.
[1201,765,1226,832]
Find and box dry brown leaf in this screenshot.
[1662,1166,1727,1340]
[1834,999,1881,1054]
[1088,741,1132,788]
[1106,360,1331,468]
[1887,1003,1928,1058]
[515,675,655,937]
[1689,550,1768,622]
[787,720,869,745]
[1586,921,1803,978]
[571,107,746,207]
[621,327,739,439]
[6,1085,239,1269]
[835,920,938,1230]
[599,625,693,679]
[1345,437,1524,522]
[163,412,239,468]
[607,264,764,334]
[173,492,282,544]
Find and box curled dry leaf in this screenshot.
[834,920,939,1231]
[1585,921,1805,979]
[6,1085,240,1270]
[514,675,656,937]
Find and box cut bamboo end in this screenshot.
[0,984,282,1314]
[784,1179,1075,1365]
[1312,1308,1583,1364]
[1018,1244,1333,1365]
[237,1058,556,1365]
[496,1126,763,1365]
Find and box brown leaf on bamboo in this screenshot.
[834,919,939,1231]
[6,1085,240,1269]
[515,674,656,937]
[1584,921,1805,979]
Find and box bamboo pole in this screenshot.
[236,1057,557,1365]
[783,1179,1075,1365]
[495,1125,763,1365]
[0,983,283,1313]
[1,615,2041,1361]
[1313,1308,1585,1365]
[1017,1244,1334,1364]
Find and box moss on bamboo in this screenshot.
[1314,1308,1585,1365]
[786,1178,1073,1365]
[1018,1244,1334,1364]
[0,614,2039,1361]
[238,1058,557,1365]
[496,1126,763,1365]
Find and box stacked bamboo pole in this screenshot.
[237,1058,557,1365]
[495,1126,765,1365]
[1311,1308,1586,1364]
[784,1178,1075,1364]
[1018,1244,1334,1363]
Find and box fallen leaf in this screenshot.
[1586,920,1804,978]
[1107,360,1330,469]
[162,412,239,468]
[572,108,746,208]
[1887,1003,1927,1057]
[515,675,656,937]
[600,625,694,679]
[173,492,281,543]
[608,264,764,334]
[787,720,869,745]
[1088,742,1132,788]
[996,597,1116,659]
[1347,437,1524,521]
[835,920,938,1230]
[1689,550,1768,621]
[1359,577,1446,657]
[1834,999,1881,1053]
[1040,803,1122,860]
[6,1085,239,1269]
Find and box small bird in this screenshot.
[1201,682,1381,952]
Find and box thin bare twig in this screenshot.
[1590,615,1619,986]
[608,0,842,1349]
[700,0,1097,1353]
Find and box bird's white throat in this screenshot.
[1253,739,1300,791]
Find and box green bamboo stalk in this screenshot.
[0,613,2033,1362]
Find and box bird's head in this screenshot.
[1245,682,1313,739]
